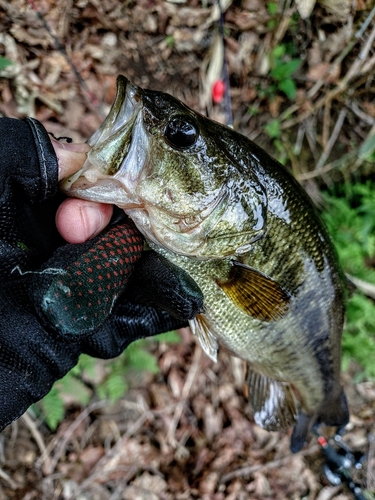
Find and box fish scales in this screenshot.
[61,75,349,452]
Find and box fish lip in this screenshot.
[61,76,146,201]
[87,75,143,148]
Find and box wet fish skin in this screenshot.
[61,76,349,452]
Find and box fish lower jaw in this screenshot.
[62,175,144,209]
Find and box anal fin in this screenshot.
[246,367,298,432]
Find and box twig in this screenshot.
[279,10,375,130]
[346,100,375,126]
[297,121,375,180]
[107,466,142,500]
[220,444,320,484]
[39,399,109,474]
[322,99,332,149]
[78,411,151,490]
[297,152,354,180]
[0,467,18,489]
[20,412,48,459]
[316,108,347,171]
[347,275,375,300]
[166,345,202,446]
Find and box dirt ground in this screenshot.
[0,1,375,499]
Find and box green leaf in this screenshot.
[60,376,91,406]
[127,348,159,373]
[165,35,175,48]
[267,19,276,30]
[75,353,97,378]
[271,59,301,81]
[267,2,278,15]
[278,78,297,99]
[272,45,286,59]
[98,374,128,403]
[0,57,13,70]
[265,119,281,139]
[39,388,65,430]
[155,330,181,344]
[247,106,260,117]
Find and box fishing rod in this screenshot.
[215,0,233,128]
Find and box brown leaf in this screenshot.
[307,62,341,83]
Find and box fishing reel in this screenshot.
[314,428,368,500]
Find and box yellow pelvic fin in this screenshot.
[218,261,290,321]
[189,314,218,362]
[246,367,298,432]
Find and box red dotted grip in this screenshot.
[42,223,143,335]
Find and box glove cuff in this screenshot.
[24,118,59,201]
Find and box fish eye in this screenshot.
[164,116,198,150]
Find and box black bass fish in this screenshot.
[61,75,349,452]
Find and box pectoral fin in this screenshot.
[246,368,297,432]
[189,314,218,362]
[218,261,290,321]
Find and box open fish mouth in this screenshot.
[87,76,143,152]
[60,76,148,208]
[61,75,268,258]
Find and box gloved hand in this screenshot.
[0,117,203,431]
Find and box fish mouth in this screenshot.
[60,76,148,207]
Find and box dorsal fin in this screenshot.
[218,261,290,321]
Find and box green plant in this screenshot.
[35,330,180,429]
[264,118,289,165]
[260,40,301,162]
[164,35,175,48]
[321,181,375,379]
[0,56,13,70]
[269,44,301,100]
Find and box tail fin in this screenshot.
[290,387,349,453]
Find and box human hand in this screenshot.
[0,118,203,432]
[51,138,113,244]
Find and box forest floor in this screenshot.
[0,0,375,499]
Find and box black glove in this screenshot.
[0,117,203,431]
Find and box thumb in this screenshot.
[50,138,91,180]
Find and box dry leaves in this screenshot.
[1,330,374,499]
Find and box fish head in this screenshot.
[61,76,268,258]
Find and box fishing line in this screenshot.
[26,0,104,116]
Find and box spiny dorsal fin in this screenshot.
[189,314,218,362]
[218,261,290,321]
[246,367,297,432]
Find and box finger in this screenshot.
[51,138,91,180]
[56,199,113,243]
